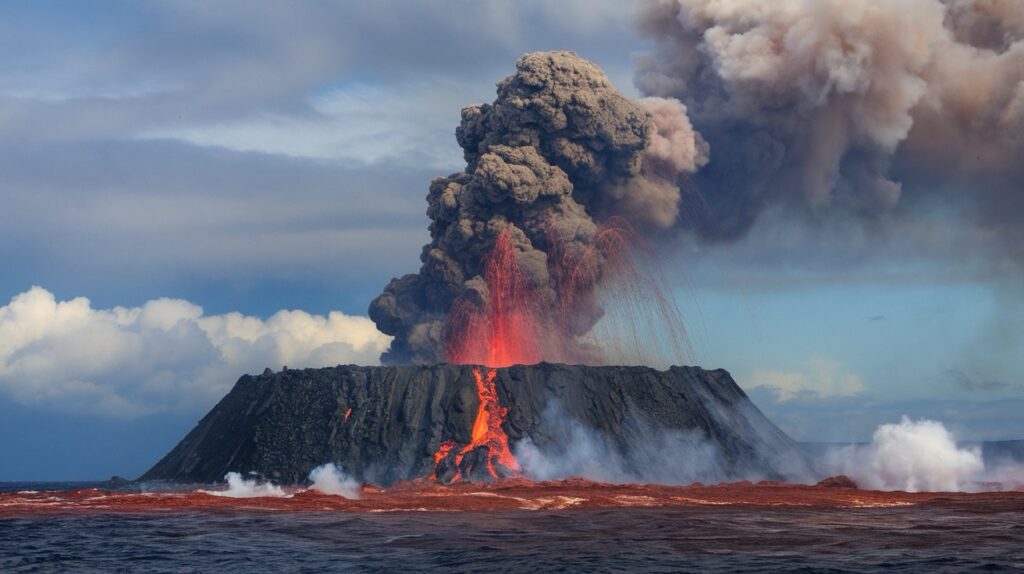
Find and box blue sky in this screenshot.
[1,0,1021,481]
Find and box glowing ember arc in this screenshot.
[445,219,689,369]
[445,232,544,368]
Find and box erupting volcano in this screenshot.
[369,51,706,367]
[143,52,812,489]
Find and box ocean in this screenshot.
[2,482,1023,573]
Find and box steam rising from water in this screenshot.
[202,473,288,498]
[308,464,361,499]
[824,417,1024,492]
[515,425,726,485]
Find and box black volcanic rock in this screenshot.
[141,364,812,485]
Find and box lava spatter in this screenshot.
[444,231,545,368]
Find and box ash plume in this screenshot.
[634,0,1024,247]
[370,52,704,364]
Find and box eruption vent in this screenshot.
[369,51,704,365]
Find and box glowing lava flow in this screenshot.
[431,368,520,482]
[434,220,687,482]
[436,232,535,482]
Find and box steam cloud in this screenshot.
[308,463,361,499]
[202,472,288,498]
[823,417,1024,492]
[514,402,731,485]
[634,0,1024,246]
[369,51,705,364]
[513,399,814,485]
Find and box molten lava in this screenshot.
[430,368,520,482]
[435,219,688,482]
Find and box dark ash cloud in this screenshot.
[633,0,1024,257]
[370,52,704,364]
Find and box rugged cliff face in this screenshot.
[141,364,812,486]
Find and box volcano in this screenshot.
[141,363,812,486]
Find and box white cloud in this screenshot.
[746,356,866,402]
[0,286,391,416]
[142,80,476,169]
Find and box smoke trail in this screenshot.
[634,0,1024,246]
[370,52,704,364]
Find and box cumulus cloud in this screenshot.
[0,286,391,415]
[746,356,866,402]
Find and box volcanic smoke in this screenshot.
[369,51,705,367]
[366,52,706,481]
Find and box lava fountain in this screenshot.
[434,232,537,481]
[444,231,544,368]
[433,220,687,482]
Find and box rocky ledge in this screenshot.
[141,363,812,485]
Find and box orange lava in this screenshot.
[430,368,521,482]
[3,479,1022,517]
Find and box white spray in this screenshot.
[824,417,1023,492]
[307,463,361,499]
[201,472,289,498]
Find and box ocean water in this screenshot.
[2,484,1023,573]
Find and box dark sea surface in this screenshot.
[2,483,1023,573]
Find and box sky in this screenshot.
[1,0,1022,481]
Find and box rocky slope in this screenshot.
[141,364,812,485]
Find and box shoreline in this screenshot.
[3,477,1023,517]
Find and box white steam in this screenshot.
[514,401,734,485]
[823,417,1023,492]
[515,428,726,485]
[201,472,288,498]
[308,463,361,499]
[0,286,392,415]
